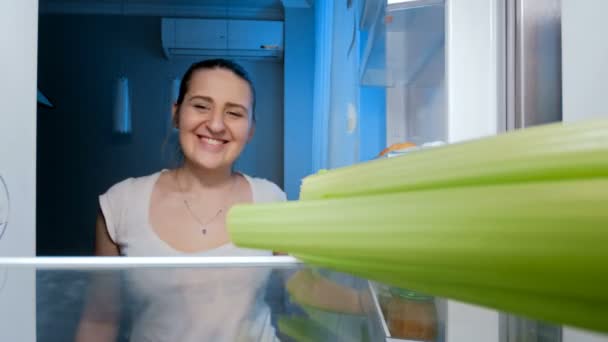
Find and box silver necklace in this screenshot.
[176,170,237,235]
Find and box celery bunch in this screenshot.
[227,119,608,333]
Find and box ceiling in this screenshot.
[39,0,287,20]
[40,0,284,7]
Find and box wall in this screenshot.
[283,7,314,200]
[358,30,386,162]
[359,84,386,161]
[312,0,387,166]
[311,0,333,171]
[36,14,284,255]
[327,1,361,168]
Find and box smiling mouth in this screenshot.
[197,135,228,145]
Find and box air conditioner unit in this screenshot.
[161,18,284,60]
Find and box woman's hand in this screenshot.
[285,269,362,315]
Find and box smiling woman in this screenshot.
[75,59,286,342]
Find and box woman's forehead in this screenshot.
[189,68,252,102]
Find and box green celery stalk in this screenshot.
[300,118,608,200]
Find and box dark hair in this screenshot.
[175,58,256,123]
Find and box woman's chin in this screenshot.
[187,155,233,171]
[182,145,241,171]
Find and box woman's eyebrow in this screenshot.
[189,95,213,102]
[225,102,249,112]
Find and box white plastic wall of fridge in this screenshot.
[446,301,499,342]
[444,1,505,339]
[445,0,505,143]
[563,327,608,342]
[0,268,35,342]
[0,0,37,257]
[0,0,38,340]
[560,1,608,338]
[562,0,608,123]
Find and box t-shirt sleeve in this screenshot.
[255,178,287,203]
[268,182,287,202]
[98,178,133,244]
[269,182,287,202]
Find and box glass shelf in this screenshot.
[0,256,564,341]
[1,257,438,342]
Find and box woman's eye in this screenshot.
[228,111,243,117]
[195,104,209,110]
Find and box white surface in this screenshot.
[387,0,433,4]
[347,102,358,134]
[0,268,35,342]
[386,85,408,146]
[161,18,284,59]
[446,301,499,342]
[563,327,608,342]
[0,0,37,257]
[385,4,445,146]
[0,256,301,269]
[444,4,504,332]
[445,0,504,143]
[562,0,608,123]
[0,1,38,339]
[560,2,608,336]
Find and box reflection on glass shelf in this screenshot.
[0,267,6,294]
[387,0,444,11]
[361,1,444,87]
[372,282,444,341]
[502,315,562,342]
[0,257,577,341]
[34,265,376,342]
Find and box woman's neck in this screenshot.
[177,162,234,191]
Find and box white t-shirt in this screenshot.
[99,171,286,342]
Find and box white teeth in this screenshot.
[203,137,223,145]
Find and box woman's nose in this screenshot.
[207,111,226,133]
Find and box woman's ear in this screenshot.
[248,121,256,142]
[172,103,179,128]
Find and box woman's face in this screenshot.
[174,68,254,171]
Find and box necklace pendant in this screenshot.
[202,228,207,235]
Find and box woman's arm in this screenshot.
[93,211,120,256]
[75,212,121,342]
[286,269,363,315]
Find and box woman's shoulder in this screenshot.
[102,171,163,198]
[99,171,163,245]
[243,174,287,203]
